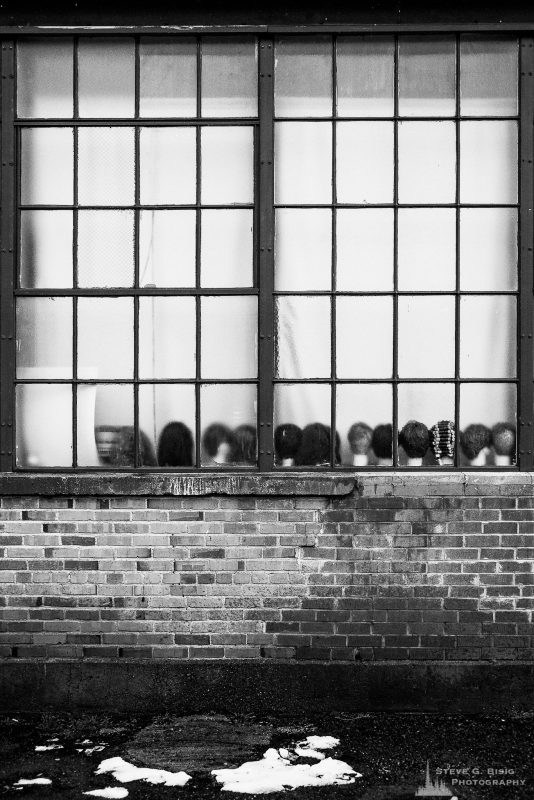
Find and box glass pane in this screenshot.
[460,295,516,378]
[78,127,135,206]
[201,210,254,288]
[275,122,332,204]
[201,127,254,205]
[274,383,332,466]
[275,209,332,291]
[336,209,393,291]
[275,36,332,118]
[336,122,394,204]
[75,383,100,467]
[460,208,517,291]
[460,37,518,116]
[139,384,196,467]
[398,36,456,117]
[17,39,73,118]
[92,385,135,468]
[460,383,516,466]
[16,297,72,378]
[140,127,196,205]
[139,210,196,288]
[140,38,197,118]
[398,209,456,291]
[460,121,517,204]
[21,128,73,205]
[78,210,134,287]
[336,36,394,118]
[336,384,392,466]
[398,122,456,203]
[201,384,257,466]
[77,298,133,380]
[16,384,72,468]
[139,297,196,379]
[398,296,455,378]
[398,383,455,465]
[202,37,258,117]
[276,296,330,379]
[336,296,393,378]
[201,296,257,379]
[78,38,135,118]
[20,211,73,289]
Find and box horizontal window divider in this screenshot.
[10,464,519,475]
[273,115,519,122]
[15,379,260,384]
[15,118,260,126]
[273,378,519,384]
[19,204,256,211]
[15,287,259,296]
[273,290,519,296]
[274,203,520,209]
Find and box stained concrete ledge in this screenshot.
[1,660,533,714]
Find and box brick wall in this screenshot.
[0,475,533,664]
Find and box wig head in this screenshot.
[347,422,373,456]
[295,422,334,466]
[114,426,158,467]
[95,426,122,464]
[460,424,491,461]
[399,420,430,459]
[491,422,516,457]
[202,423,234,459]
[231,424,257,465]
[429,420,455,461]
[371,424,393,460]
[274,424,303,460]
[157,421,194,467]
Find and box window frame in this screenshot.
[1,29,533,473]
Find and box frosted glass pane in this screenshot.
[398,209,456,291]
[202,37,258,117]
[461,38,518,116]
[92,385,135,467]
[336,122,394,204]
[336,384,392,465]
[275,122,332,204]
[460,121,517,204]
[398,383,454,429]
[275,37,332,117]
[139,384,196,467]
[274,383,333,466]
[17,39,73,118]
[201,296,257,379]
[201,127,254,205]
[398,36,456,117]
[20,211,73,289]
[139,210,196,288]
[275,209,332,291]
[21,128,73,205]
[16,297,72,378]
[336,209,393,291]
[275,296,330,379]
[201,384,257,466]
[336,36,394,118]
[460,296,516,378]
[78,298,133,380]
[140,127,196,205]
[201,210,253,287]
[398,122,456,203]
[336,297,393,378]
[16,384,72,468]
[461,383,516,431]
[398,296,455,378]
[140,38,196,118]
[460,208,517,291]
[78,127,134,206]
[78,38,135,118]
[78,210,134,287]
[139,297,196,379]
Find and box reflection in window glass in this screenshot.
[460,121,518,204]
[275,122,332,204]
[460,296,516,379]
[139,384,196,467]
[398,296,455,378]
[275,209,332,291]
[21,128,74,206]
[336,209,393,291]
[139,210,196,288]
[275,296,331,379]
[460,208,517,291]
[20,211,73,289]
[460,37,518,116]
[16,297,72,378]
[201,127,254,205]
[77,298,133,380]
[336,297,393,379]
[398,36,456,117]
[336,384,392,466]
[17,39,73,118]
[275,37,332,118]
[78,210,134,288]
[78,127,135,206]
[16,384,73,467]
[140,38,197,118]
[202,37,258,117]
[91,385,135,468]
[460,383,516,465]
[201,384,257,466]
[336,122,394,204]
[336,36,394,118]
[139,297,196,379]
[78,38,135,118]
[398,121,456,203]
[201,210,254,288]
[274,383,332,466]
[398,383,455,466]
[201,296,257,379]
[398,209,456,291]
[140,127,196,206]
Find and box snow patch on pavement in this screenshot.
[294,735,340,760]
[83,788,129,799]
[96,757,191,787]
[35,744,63,752]
[13,778,52,786]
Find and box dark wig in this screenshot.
[231,424,257,465]
[202,423,234,459]
[491,422,516,457]
[157,422,194,467]
[274,424,303,461]
[399,420,430,459]
[460,424,491,461]
[295,422,339,466]
[114,426,158,467]
[372,424,393,460]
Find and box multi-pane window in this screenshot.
[9,34,524,469]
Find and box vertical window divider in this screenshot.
[454,34,461,467]
[518,36,534,471]
[0,39,16,471]
[195,37,202,468]
[393,35,399,467]
[330,35,337,470]
[72,35,79,468]
[133,36,140,467]
[258,35,275,471]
